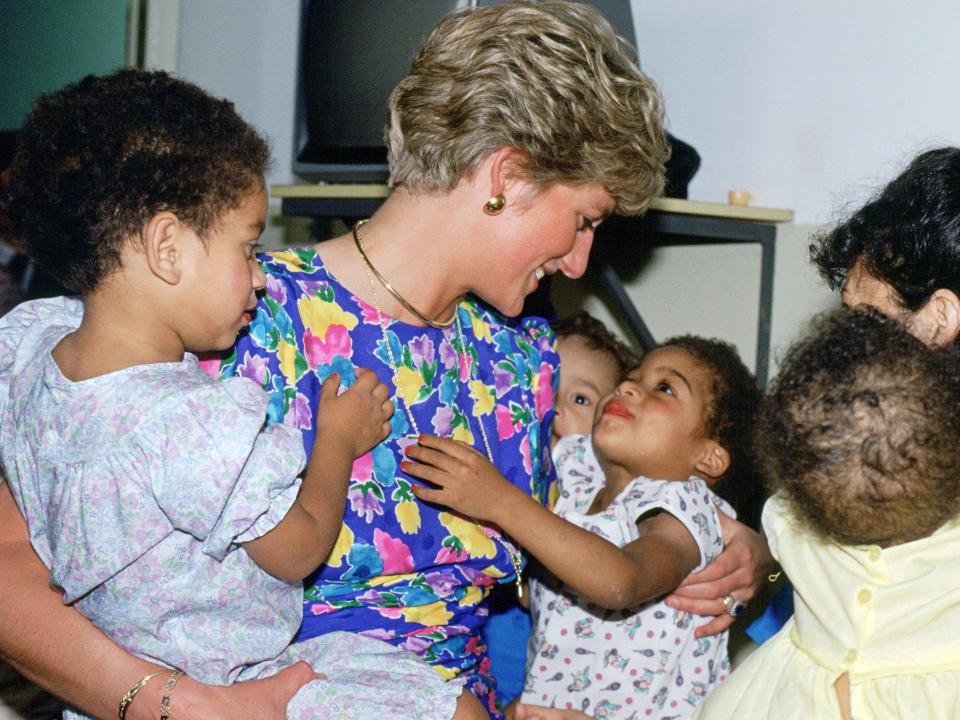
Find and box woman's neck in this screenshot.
[313,186,476,327]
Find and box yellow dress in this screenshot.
[695,494,960,719]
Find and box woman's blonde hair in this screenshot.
[385,1,669,215]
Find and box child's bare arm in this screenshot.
[244,369,392,580]
[664,513,773,637]
[404,435,700,609]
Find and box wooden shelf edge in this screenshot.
[271,184,794,223]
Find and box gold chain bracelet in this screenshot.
[118,670,166,720]
[159,670,184,720]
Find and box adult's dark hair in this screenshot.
[660,335,765,530]
[552,311,640,375]
[810,147,960,312]
[761,308,960,546]
[3,69,270,294]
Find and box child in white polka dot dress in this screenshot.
[404,334,764,719]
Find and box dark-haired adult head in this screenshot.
[810,147,960,353]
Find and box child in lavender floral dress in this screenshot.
[0,70,480,720]
[404,336,763,719]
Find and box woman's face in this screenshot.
[477,182,615,316]
[840,258,948,347]
[840,260,905,319]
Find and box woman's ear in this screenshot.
[694,442,730,484]
[914,288,960,348]
[485,146,530,201]
[142,212,184,285]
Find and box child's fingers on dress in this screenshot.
[417,435,490,467]
[319,372,341,398]
[400,458,446,484]
[380,399,395,419]
[403,443,460,472]
[408,483,446,505]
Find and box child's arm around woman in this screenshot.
[404,433,701,609]
[241,367,392,581]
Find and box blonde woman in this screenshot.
[0,3,767,718]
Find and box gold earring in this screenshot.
[483,194,506,216]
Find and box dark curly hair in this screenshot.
[810,147,960,315]
[552,311,640,376]
[762,308,960,546]
[3,69,270,293]
[659,336,765,530]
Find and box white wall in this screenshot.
[177,1,960,225]
[631,0,960,223]
[178,1,958,378]
[178,0,301,185]
[552,223,839,381]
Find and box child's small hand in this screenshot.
[314,369,393,458]
[402,435,515,522]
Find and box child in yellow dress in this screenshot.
[695,308,960,719]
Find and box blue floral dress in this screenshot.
[215,247,559,717]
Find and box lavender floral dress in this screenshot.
[212,247,559,717]
[0,297,464,720]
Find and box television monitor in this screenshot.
[292,0,638,183]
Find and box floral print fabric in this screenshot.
[0,297,464,720]
[216,247,559,716]
[521,435,731,719]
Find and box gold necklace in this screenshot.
[352,220,456,329]
[354,228,525,599]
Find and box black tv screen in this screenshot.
[293,0,638,183]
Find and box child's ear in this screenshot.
[694,441,730,484]
[142,212,185,285]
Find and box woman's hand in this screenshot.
[402,435,515,522]
[175,662,317,720]
[663,512,773,638]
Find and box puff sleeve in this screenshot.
[41,373,305,601]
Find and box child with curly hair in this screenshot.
[404,335,763,719]
[482,311,639,705]
[0,69,482,720]
[696,308,960,719]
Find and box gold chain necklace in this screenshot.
[352,220,456,329]
[353,220,524,599]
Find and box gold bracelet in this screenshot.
[118,670,166,720]
[159,670,184,720]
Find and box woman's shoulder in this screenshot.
[259,245,327,278]
[461,299,558,363]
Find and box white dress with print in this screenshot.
[521,435,731,719]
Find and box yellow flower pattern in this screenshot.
[396,500,422,534]
[325,522,355,568]
[438,512,497,558]
[298,294,358,342]
[469,380,495,417]
[400,600,454,626]
[393,366,424,408]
